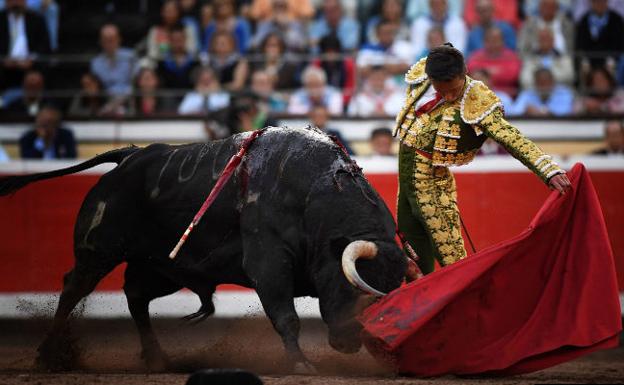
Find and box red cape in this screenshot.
[360,163,622,376]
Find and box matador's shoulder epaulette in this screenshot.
[460,79,503,124]
[404,57,428,85]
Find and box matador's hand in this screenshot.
[549,173,572,195]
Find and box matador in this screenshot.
[395,44,572,274]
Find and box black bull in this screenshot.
[0,127,406,372]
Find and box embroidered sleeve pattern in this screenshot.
[478,108,565,183]
[394,58,429,137]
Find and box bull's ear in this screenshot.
[330,236,351,260]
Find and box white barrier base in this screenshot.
[0,291,321,319]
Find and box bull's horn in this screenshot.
[341,240,386,297]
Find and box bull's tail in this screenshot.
[0,146,141,196]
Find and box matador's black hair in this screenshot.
[425,42,466,81]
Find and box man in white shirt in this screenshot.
[348,65,404,117]
[0,0,50,88]
[287,65,343,115]
[410,0,467,54]
[357,20,413,78]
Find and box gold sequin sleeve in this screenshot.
[477,108,565,184]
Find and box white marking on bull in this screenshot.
[151,149,178,199]
[81,201,106,250]
[246,192,261,204]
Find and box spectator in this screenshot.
[250,69,288,112]
[90,24,136,97]
[592,119,624,154]
[465,0,516,57]
[520,27,575,89]
[369,127,395,156]
[0,0,50,89]
[226,91,278,133]
[178,66,231,115]
[519,0,575,56]
[250,0,308,53]
[157,25,199,93]
[308,104,354,154]
[250,33,300,91]
[415,26,446,60]
[205,30,249,91]
[131,67,176,116]
[573,0,624,21]
[313,35,356,105]
[203,0,251,53]
[575,0,624,70]
[467,26,521,95]
[0,0,59,50]
[464,0,520,29]
[0,143,9,162]
[411,0,467,55]
[309,0,360,52]
[179,0,202,50]
[287,65,343,115]
[19,105,76,159]
[4,69,45,117]
[405,0,462,23]
[199,2,213,31]
[509,67,574,116]
[347,66,404,117]
[365,0,410,44]
[470,68,514,112]
[249,0,314,22]
[146,0,198,60]
[357,20,413,78]
[524,0,575,18]
[574,66,624,114]
[68,73,116,117]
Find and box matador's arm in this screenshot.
[476,108,566,184]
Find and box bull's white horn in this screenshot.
[341,240,386,297]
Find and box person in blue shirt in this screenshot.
[309,0,360,52]
[19,105,76,159]
[202,0,251,53]
[90,24,136,97]
[466,0,516,56]
[509,67,574,116]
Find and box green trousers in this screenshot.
[397,145,466,274]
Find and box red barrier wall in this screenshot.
[1,171,623,292]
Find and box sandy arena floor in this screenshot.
[0,318,622,385]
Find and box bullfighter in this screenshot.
[394,44,572,274]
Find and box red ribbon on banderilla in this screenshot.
[169,129,266,259]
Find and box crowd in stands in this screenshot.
[1,0,624,159]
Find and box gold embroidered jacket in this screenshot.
[394,58,565,183]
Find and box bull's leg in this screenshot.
[242,246,315,374]
[255,278,316,374]
[123,261,181,371]
[37,254,119,370]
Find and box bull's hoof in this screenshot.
[141,348,169,372]
[182,301,215,325]
[293,361,318,375]
[36,332,80,372]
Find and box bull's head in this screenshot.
[318,238,405,354]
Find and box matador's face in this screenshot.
[431,75,466,102]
